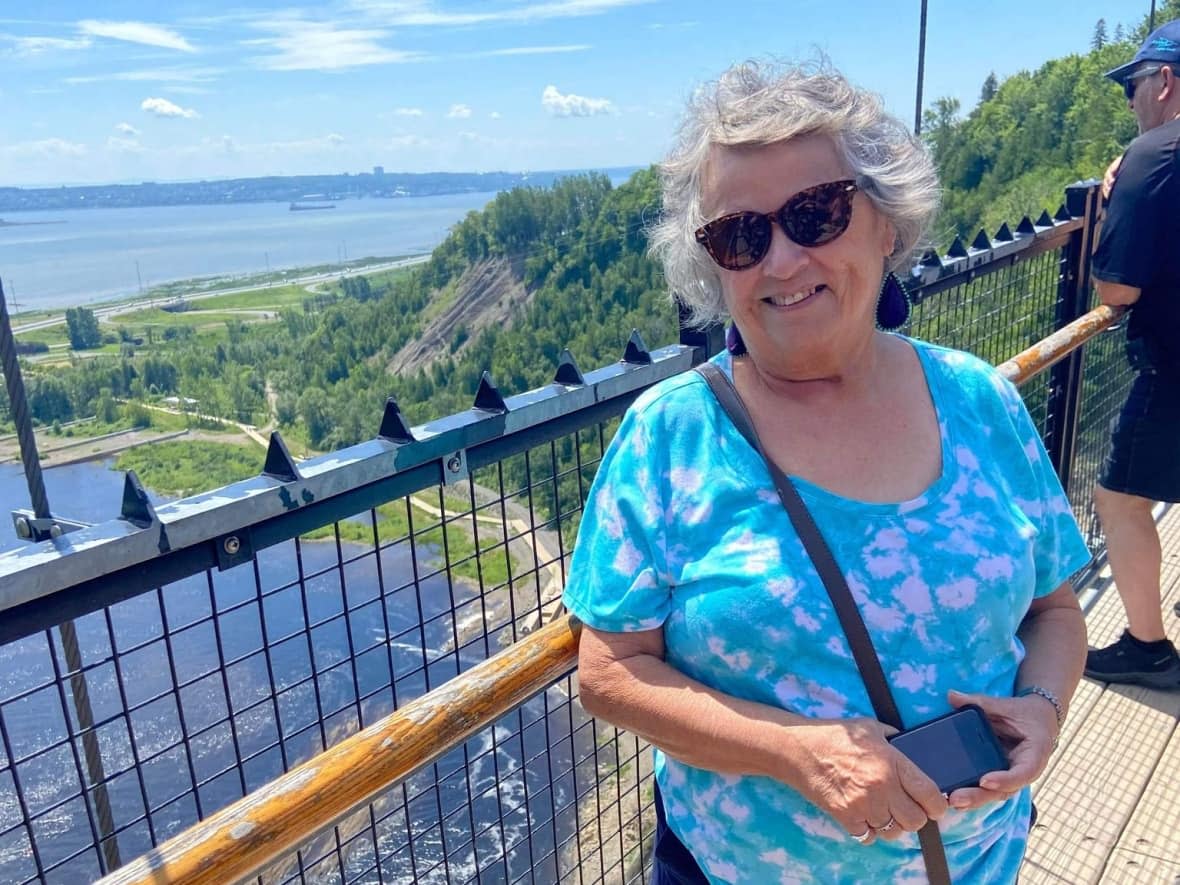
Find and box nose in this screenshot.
[761,221,811,278]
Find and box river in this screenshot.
[0,193,499,311]
[0,460,575,883]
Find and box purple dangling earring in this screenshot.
[726,323,748,356]
[876,272,911,331]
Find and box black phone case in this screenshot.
[886,704,1008,793]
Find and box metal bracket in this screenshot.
[214,528,255,570]
[11,510,89,543]
[442,449,469,486]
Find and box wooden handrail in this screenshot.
[95,615,582,885]
[997,304,1125,384]
[97,304,1128,885]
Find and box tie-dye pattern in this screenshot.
[563,339,1091,884]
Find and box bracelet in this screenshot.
[1017,685,1065,747]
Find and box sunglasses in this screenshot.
[1123,65,1163,101]
[694,179,858,271]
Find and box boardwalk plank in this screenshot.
[1021,506,1180,885]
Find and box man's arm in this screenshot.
[1095,278,1141,307]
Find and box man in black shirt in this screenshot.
[1085,20,1180,689]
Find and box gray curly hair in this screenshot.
[648,59,940,328]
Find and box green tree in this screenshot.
[980,72,998,103]
[1092,18,1107,50]
[64,307,102,350]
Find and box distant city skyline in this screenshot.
[1,1,1141,188]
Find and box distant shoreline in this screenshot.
[0,218,66,227]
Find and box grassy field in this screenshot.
[181,284,310,311]
[116,440,262,497]
[13,324,71,346]
[110,307,270,328]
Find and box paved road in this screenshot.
[12,254,431,335]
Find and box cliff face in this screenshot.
[386,256,529,376]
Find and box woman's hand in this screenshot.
[791,717,948,844]
[944,688,1059,812]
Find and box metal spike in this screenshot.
[262,431,301,482]
[971,229,992,251]
[622,329,652,365]
[554,349,586,386]
[473,371,508,413]
[1054,204,1072,222]
[993,222,1014,242]
[120,470,157,527]
[919,249,943,268]
[377,397,414,443]
[1016,216,1036,235]
[1035,210,1053,227]
[947,237,968,258]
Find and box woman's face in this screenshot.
[701,134,896,378]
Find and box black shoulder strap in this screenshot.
[694,361,950,885]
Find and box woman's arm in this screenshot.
[945,581,1086,809]
[578,624,948,841]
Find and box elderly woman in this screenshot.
[562,61,1090,883]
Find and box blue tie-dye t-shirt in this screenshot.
[562,339,1091,884]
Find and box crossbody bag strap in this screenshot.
[694,362,951,885]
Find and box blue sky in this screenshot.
[0,1,1143,187]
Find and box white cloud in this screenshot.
[541,84,613,117]
[1,138,88,159]
[447,103,472,119]
[489,111,502,119]
[3,35,92,56]
[106,136,143,154]
[394,107,423,116]
[482,44,590,56]
[115,122,141,136]
[141,97,200,119]
[353,0,653,27]
[78,20,195,52]
[247,20,421,71]
[65,68,221,85]
[389,134,431,148]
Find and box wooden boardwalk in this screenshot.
[1023,504,1180,884]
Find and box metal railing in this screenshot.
[0,181,1135,884]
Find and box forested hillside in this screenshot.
[927,3,1176,238]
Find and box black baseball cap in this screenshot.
[1106,20,1180,83]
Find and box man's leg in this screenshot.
[1094,483,1166,640]
[1086,483,1180,688]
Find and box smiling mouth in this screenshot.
[763,284,825,308]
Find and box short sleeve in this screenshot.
[562,405,671,632]
[995,377,1093,596]
[1092,146,1166,288]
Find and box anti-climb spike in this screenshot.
[120,470,157,527]
[554,349,586,386]
[473,371,508,413]
[378,397,414,443]
[947,237,968,259]
[1035,210,1054,228]
[262,431,301,482]
[971,229,992,251]
[1016,216,1036,235]
[623,329,652,364]
[994,222,1014,242]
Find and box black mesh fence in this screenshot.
[0,215,1133,885]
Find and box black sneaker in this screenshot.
[1085,631,1180,690]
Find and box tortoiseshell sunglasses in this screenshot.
[694,179,858,271]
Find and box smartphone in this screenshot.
[886,704,1008,793]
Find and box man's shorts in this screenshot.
[1099,370,1180,502]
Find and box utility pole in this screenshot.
[135,260,144,295]
[264,251,271,287]
[914,0,929,136]
[1150,0,1156,32]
